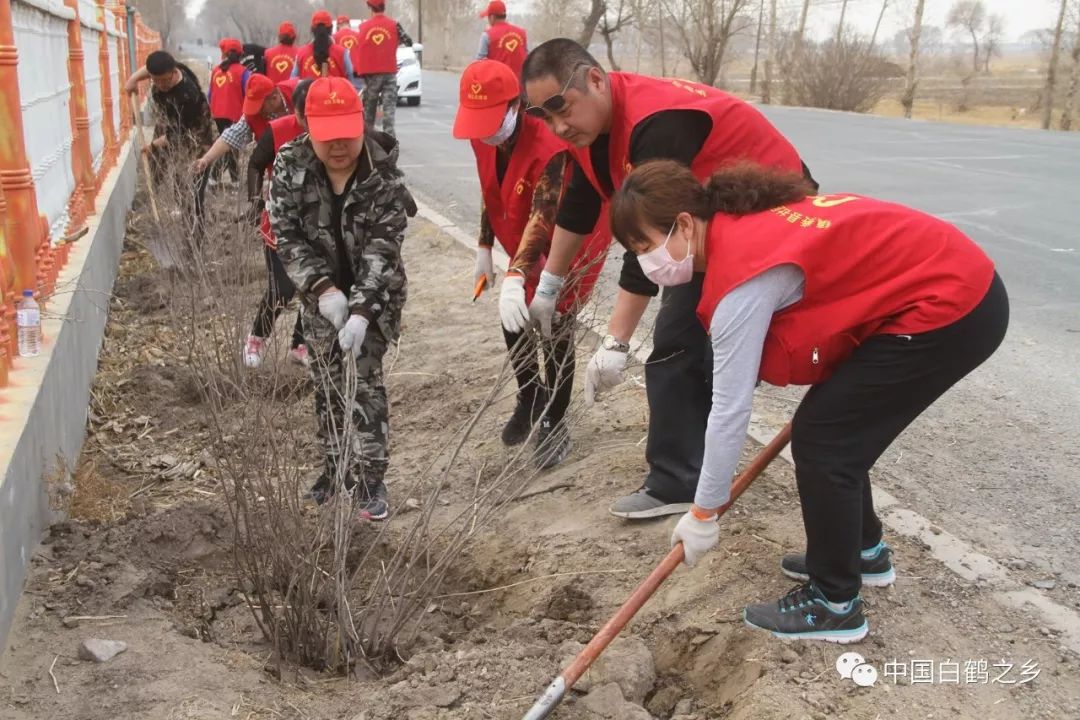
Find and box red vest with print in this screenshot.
[264,44,298,84]
[244,89,294,147]
[569,73,803,199]
[472,115,609,312]
[356,16,398,75]
[295,43,349,79]
[334,28,362,68]
[485,22,528,75]
[697,194,996,387]
[259,115,307,250]
[209,63,245,121]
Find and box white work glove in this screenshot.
[584,348,629,407]
[474,246,495,290]
[528,270,564,337]
[337,314,369,358]
[318,288,349,329]
[499,273,530,333]
[671,511,719,568]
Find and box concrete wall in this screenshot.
[0,140,136,648]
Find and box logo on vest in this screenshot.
[514,179,529,195]
[342,37,357,49]
[468,82,488,101]
[671,78,707,98]
[274,58,291,73]
[501,34,523,53]
[214,74,228,87]
[369,30,387,45]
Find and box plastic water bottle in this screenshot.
[17,289,41,358]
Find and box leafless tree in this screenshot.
[579,0,608,48]
[982,14,1006,72]
[901,0,927,119]
[869,0,889,51]
[598,0,635,70]
[666,0,753,87]
[1061,6,1080,129]
[947,0,987,74]
[762,0,777,103]
[1043,0,1071,128]
[129,0,187,49]
[786,32,892,113]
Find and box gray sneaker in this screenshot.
[609,488,692,519]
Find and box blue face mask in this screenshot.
[637,220,694,286]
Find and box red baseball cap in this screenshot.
[277,77,301,106]
[336,14,351,26]
[479,0,507,17]
[305,77,365,141]
[242,74,277,116]
[311,10,333,27]
[219,37,242,55]
[278,21,297,38]
[453,60,520,139]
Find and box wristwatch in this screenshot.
[602,334,630,353]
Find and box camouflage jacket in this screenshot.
[268,131,412,343]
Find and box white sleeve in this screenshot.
[695,264,804,509]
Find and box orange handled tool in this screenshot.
[520,422,793,720]
[472,275,488,302]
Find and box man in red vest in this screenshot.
[265,22,299,84]
[520,38,815,520]
[476,1,528,75]
[356,1,414,137]
[453,60,609,468]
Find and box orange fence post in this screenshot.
[95,0,116,184]
[0,0,44,305]
[64,0,94,229]
[112,3,130,139]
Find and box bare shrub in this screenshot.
[784,34,895,113]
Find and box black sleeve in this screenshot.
[554,157,602,235]
[248,128,277,188]
[397,22,414,46]
[616,109,713,295]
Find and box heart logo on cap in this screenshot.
[215,75,227,87]
[275,59,290,73]
[470,82,483,95]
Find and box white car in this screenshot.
[397,44,422,106]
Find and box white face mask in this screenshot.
[481,104,519,146]
[637,220,695,286]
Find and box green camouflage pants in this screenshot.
[362,73,398,137]
[304,308,390,491]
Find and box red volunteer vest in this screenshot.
[697,194,996,387]
[334,28,362,68]
[472,115,609,312]
[570,73,803,199]
[244,90,294,148]
[356,16,398,75]
[295,43,349,79]
[259,115,307,250]
[485,22,528,75]
[209,63,246,121]
[264,44,298,84]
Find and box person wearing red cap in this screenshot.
[293,10,355,80]
[356,1,414,137]
[333,15,364,92]
[476,1,528,76]
[208,37,251,182]
[240,78,316,370]
[268,76,415,520]
[265,22,299,84]
[193,74,293,176]
[453,60,608,468]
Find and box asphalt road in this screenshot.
[394,69,1080,585]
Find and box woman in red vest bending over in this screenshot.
[293,10,354,80]
[241,79,315,369]
[208,37,249,181]
[453,60,609,469]
[610,160,1009,643]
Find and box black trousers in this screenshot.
[251,246,304,348]
[644,274,713,502]
[503,317,575,428]
[793,272,1009,602]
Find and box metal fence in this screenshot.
[0,0,160,386]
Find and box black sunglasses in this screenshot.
[524,64,589,118]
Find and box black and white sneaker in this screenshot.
[781,542,896,587]
[356,481,389,521]
[535,417,571,470]
[743,582,868,643]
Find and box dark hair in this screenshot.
[312,23,332,68]
[610,160,814,251]
[242,43,266,74]
[219,49,241,72]
[146,50,176,75]
[492,13,506,20]
[369,3,386,12]
[279,33,296,45]
[522,38,601,87]
[292,78,314,117]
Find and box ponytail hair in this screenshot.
[219,49,241,72]
[312,23,332,68]
[610,160,813,251]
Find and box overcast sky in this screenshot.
[186,0,1063,44]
